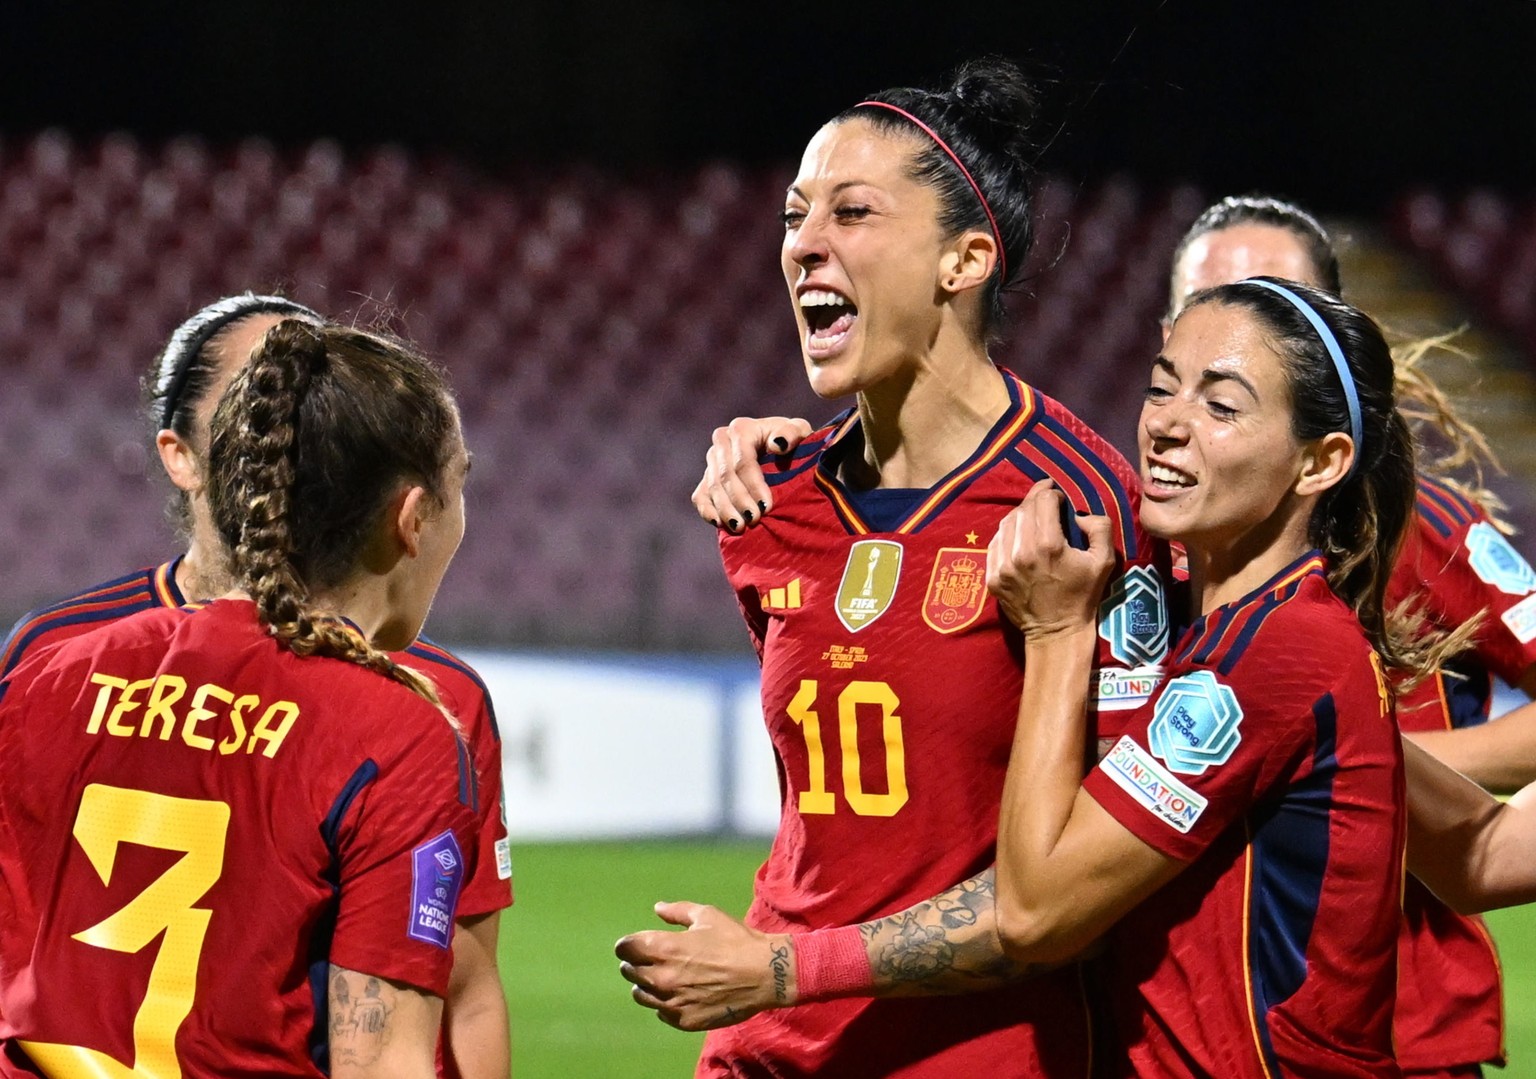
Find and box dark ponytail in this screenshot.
[838,56,1041,338]
[205,318,462,726]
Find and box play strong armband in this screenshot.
[791,924,872,1000]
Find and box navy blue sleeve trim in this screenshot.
[308,758,380,1072]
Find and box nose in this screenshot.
[1141,395,1190,447]
[785,211,829,271]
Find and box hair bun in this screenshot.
[945,56,1040,147]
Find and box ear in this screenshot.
[156,430,203,492]
[938,230,1000,295]
[1295,432,1355,497]
[393,485,433,559]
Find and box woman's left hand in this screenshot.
[615,902,795,1031]
[987,480,1116,639]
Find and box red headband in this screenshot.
[855,100,1007,282]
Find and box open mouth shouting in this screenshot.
[799,287,858,359]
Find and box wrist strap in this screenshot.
[791,925,872,1001]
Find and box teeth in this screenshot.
[800,289,851,308]
[1149,465,1193,487]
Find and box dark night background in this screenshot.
[5,0,1534,209]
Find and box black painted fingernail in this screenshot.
[728,519,740,531]
[743,509,754,523]
[710,519,721,529]
[758,500,768,513]
[772,437,789,451]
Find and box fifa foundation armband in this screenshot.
[791,925,872,1001]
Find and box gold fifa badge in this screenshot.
[835,540,903,632]
[923,547,988,633]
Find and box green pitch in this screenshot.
[502,840,1536,1077]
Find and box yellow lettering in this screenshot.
[218,695,258,756]
[86,674,129,734]
[182,683,233,752]
[139,675,187,741]
[246,701,300,758]
[105,678,153,737]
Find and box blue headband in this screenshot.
[1243,278,1363,479]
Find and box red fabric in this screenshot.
[703,374,1160,1077]
[0,600,478,1077]
[793,926,872,1000]
[1085,557,1403,1078]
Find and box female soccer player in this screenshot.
[0,296,511,1077]
[0,319,475,1075]
[621,59,1169,1076]
[630,280,1433,1076]
[700,193,1528,1077]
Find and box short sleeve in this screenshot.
[453,686,515,916]
[1084,667,1314,862]
[1400,509,1536,686]
[329,713,479,996]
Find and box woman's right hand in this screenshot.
[692,417,813,532]
[986,481,1115,640]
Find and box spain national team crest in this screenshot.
[923,547,989,634]
[1098,566,1170,667]
[835,540,903,632]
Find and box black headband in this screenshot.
[154,293,322,430]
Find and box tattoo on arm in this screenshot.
[330,966,397,1066]
[769,941,791,1003]
[861,869,1053,996]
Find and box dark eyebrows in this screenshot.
[1151,355,1260,400]
[786,180,874,202]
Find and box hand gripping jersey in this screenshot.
[1382,476,1527,1071]
[706,371,1168,1078]
[0,557,513,921]
[1083,553,1404,1079]
[0,599,479,1077]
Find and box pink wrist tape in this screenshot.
[791,925,872,1001]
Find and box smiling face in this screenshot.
[780,118,958,399]
[1138,301,1318,558]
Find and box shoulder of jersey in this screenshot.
[754,410,853,491]
[1027,389,1141,492]
[1175,557,1361,683]
[1415,474,1489,539]
[399,635,500,739]
[1,567,163,678]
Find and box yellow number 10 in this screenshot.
[787,679,908,817]
[21,784,230,1079]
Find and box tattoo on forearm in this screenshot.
[329,967,396,1065]
[770,941,791,1003]
[864,869,1035,994]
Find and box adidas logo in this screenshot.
[761,579,802,611]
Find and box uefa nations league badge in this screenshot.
[409,830,465,948]
[1147,671,1243,776]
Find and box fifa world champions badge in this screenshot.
[835,540,903,632]
[923,547,989,633]
[1148,671,1243,776]
[409,831,465,948]
[1465,521,1536,595]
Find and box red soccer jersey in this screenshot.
[1083,553,1404,1079]
[1381,476,1523,1070]
[0,557,513,919]
[705,371,1169,1078]
[0,599,479,1077]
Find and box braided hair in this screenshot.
[205,318,461,723]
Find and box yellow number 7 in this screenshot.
[22,784,230,1079]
